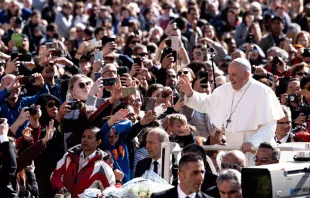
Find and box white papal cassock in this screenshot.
[184,78,285,166]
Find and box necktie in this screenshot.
[185,196,190,198]
[153,161,159,174]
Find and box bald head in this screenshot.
[0,74,16,91]
[221,150,246,172]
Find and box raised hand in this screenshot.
[108,109,130,127]
[140,110,157,125]
[179,76,193,97]
[42,119,55,145]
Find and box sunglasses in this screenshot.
[78,81,91,89]
[297,72,308,76]
[253,156,269,163]
[178,71,189,76]
[167,74,176,79]
[46,102,57,108]
[131,40,140,44]
[221,163,243,170]
[277,121,291,125]
[137,53,148,57]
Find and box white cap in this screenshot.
[232,58,251,72]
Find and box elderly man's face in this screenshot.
[286,80,301,95]
[228,62,249,91]
[276,115,291,137]
[254,148,277,166]
[218,180,242,198]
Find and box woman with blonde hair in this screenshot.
[60,74,93,151]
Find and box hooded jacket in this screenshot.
[50,145,115,198]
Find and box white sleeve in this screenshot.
[183,91,210,114]
[0,135,9,144]
[248,120,276,146]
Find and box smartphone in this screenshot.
[145,97,156,112]
[102,78,116,86]
[171,36,179,51]
[11,53,32,62]
[46,42,58,49]
[122,86,136,97]
[51,50,67,57]
[11,33,23,47]
[133,57,142,67]
[166,39,172,47]
[199,71,208,83]
[89,40,102,48]
[117,66,129,76]
[26,106,37,115]
[94,72,101,81]
[94,51,103,61]
[20,76,35,85]
[68,101,82,110]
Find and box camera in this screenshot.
[102,36,116,46]
[302,48,310,57]
[11,52,32,62]
[20,76,35,85]
[161,40,177,63]
[102,78,116,86]
[51,49,67,57]
[15,16,23,27]
[207,47,216,55]
[133,57,142,67]
[68,101,82,110]
[26,106,38,115]
[288,94,298,103]
[246,34,255,44]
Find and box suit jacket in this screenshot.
[134,157,152,178]
[151,186,211,198]
[0,141,18,198]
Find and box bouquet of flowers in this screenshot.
[103,171,174,198]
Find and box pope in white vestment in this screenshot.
[179,58,285,166]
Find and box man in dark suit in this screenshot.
[0,118,18,197]
[274,105,295,144]
[151,153,210,198]
[134,128,169,178]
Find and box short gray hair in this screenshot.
[267,47,289,62]
[287,23,301,34]
[149,127,169,143]
[217,169,242,189]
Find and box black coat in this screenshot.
[0,141,18,198]
[134,157,152,178]
[151,186,210,198]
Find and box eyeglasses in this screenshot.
[78,81,91,89]
[277,121,291,125]
[253,156,269,163]
[167,74,176,79]
[137,53,148,57]
[297,72,308,76]
[46,102,57,108]
[131,40,140,44]
[194,52,202,56]
[178,71,189,76]
[221,163,243,170]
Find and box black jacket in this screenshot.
[0,141,18,198]
[134,157,152,178]
[151,186,210,198]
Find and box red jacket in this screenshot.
[50,145,116,198]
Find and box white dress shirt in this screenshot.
[0,135,9,144]
[275,133,290,143]
[177,184,196,198]
[78,151,97,172]
[150,158,162,176]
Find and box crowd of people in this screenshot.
[0,0,309,197]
